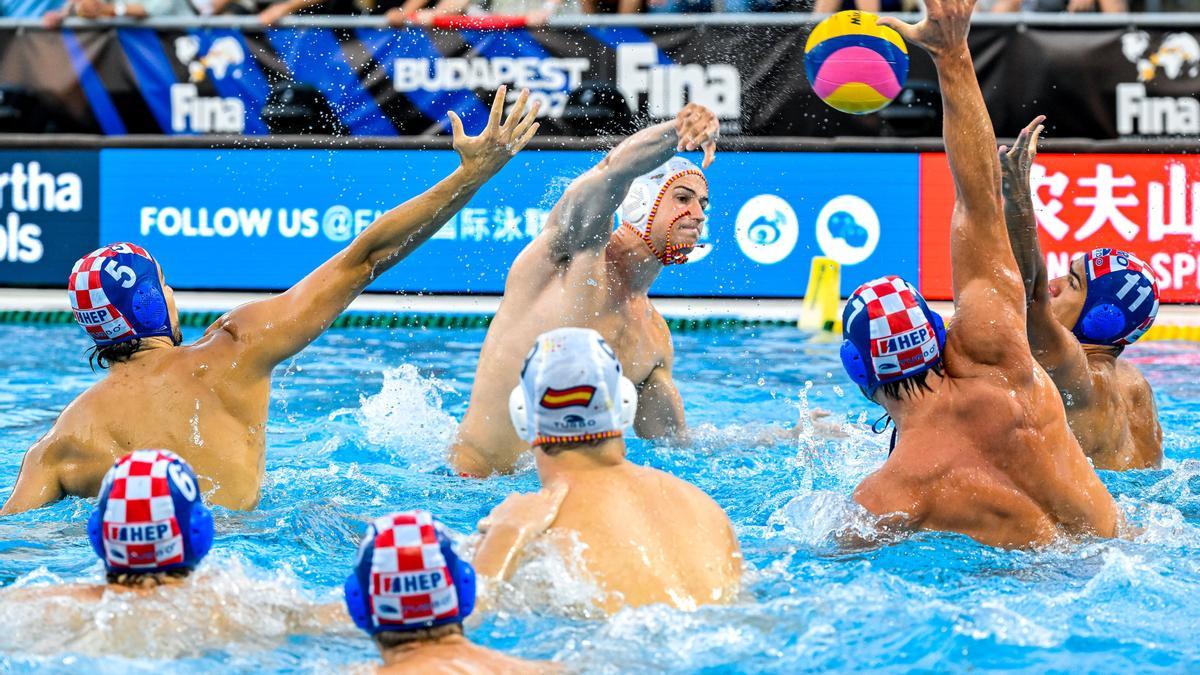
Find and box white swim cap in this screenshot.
[617,157,707,265]
[509,327,638,447]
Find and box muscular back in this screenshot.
[546,463,740,612]
[454,240,671,475]
[857,334,1119,549]
[14,329,269,510]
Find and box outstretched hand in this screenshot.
[448,85,541,181]
[878,0,977,59]
[674,103,719,169]
[999,115,1045,198]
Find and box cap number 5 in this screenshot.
[104,260,136,289]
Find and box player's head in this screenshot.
[840,275,946,404]
[88,450,214,586]
[508,327,638,452]
[343,511,476,652]
[68,243,181,368]
[618,157,709,266]
[1048,249,1159,351]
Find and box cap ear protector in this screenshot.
[1077,303,1125,343]
[508,375,638,444]
[343,521,475,635]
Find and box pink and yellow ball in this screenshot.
[804,10,909,115]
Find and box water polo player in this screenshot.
[2,87,539,514]
[8,451,213,600]
[1000,116,1162,471]
[344,510,548,672]
[838,0,1119,548]
[450,103,719,477]
[472,328,740,612]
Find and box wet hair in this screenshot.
[373,622,463,649]
[535,438,609,456]
[88,339,143,371]
[106,567,191,588]
[877,362,944,402]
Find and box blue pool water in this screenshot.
[2,322,1200,673]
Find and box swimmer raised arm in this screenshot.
[1000,116,1090,391]
[211,87,540,374]
[880,1,1027,365]
[540,104,716,260]
[1001,117,1163,470]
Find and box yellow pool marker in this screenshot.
[799,257,842,334]
[1143,324,1200,342]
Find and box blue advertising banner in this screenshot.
[99,148,919,297]
[0,151,100,287]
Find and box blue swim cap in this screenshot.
[68,243,174,347]
[344,511,476,636]
[840,275,946,400]
[1072,248,1160,346]
[87,450,214,575]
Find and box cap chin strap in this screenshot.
[623,213,702,266]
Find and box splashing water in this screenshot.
[2,327,1200,672]
[350,364,458,467]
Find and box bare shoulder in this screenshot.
[945,275,1034,377]
[1113,358,1154,403]
[638,465,726,520]
[852,462,926,526]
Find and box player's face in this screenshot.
[1047,256,1088,330]
[159,267,182,345]
[649,175,708,253]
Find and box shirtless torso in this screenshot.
[999,117,1163,471]
[474,445,741,613]
[1,88,539,513]
[450,105,720,477]
[850,1,1119,548]
[453,236,676,475]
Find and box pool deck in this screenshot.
[2,288,1198,336]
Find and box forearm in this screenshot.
[353,165,487,274]
[599,120,680,187]
[1002,189,1048,306]
[937,50,1001,217]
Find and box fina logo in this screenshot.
[171,36,246,134]
[815,195,880,266]
[734,194,798,265]
[1117,31,1200,135]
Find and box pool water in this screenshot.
[2,322,1200,673]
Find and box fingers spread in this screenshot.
[488,84,508,130]
[513,99,541,141]
[447,110,465,140]
[514,122,540,152]
[1030,124,1044,156]
[503,88,530,133]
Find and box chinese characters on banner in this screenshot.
[919,154,1200,303]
